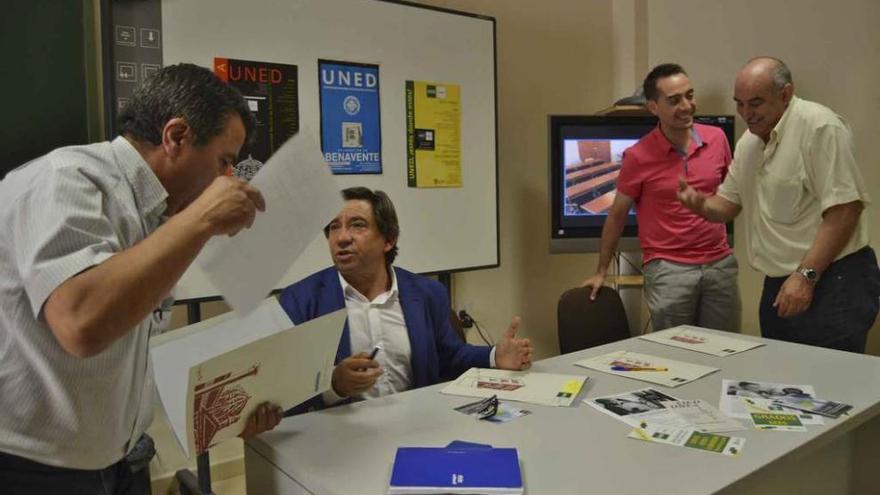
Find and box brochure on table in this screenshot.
[150,299,347,457]
[584,388,744,433]
[719,379,823,424]
[639,325,765,357]
[739,397,807,432]
[574,350,719,388]
[441,368,587,407]
[629,423,746,456]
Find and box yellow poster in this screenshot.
[406,80,462,187]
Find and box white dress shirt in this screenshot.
[324,269,497,404]
[334,270,413,399]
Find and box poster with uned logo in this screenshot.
[214,57,299,180]
[318,60,382,174]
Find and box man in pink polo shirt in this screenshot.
[582,63,740,332]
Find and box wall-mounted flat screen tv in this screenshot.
[549,114,735,253]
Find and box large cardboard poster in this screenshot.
[405,80,462,187]
[214,57,299,177]
[319,60,382,174]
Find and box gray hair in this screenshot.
[746,56,793,91]
[769,59,793,90]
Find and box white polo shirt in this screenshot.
[717,96,871,277]
[0,137,169,469]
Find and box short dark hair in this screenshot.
[117,63,256,147]
[324,187,400,265]
[643,63,688,101]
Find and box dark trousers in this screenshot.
[0,451,149,495]
[760,247,880,353]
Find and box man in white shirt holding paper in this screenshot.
[280,187,533,412]
[0,63,280,494]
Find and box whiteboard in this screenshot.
[106,0,498,301]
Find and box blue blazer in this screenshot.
[279,266,490,413]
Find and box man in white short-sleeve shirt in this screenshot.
[0,64,281,494]
[678,57,880,352]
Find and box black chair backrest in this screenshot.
[557,286,630,354]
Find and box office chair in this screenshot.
[557,286,631,354]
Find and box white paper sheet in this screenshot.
[196,128,342,315]
[441,368,588,407]
[150,299,347,457]
[573,350,719,388]
[639,325,765,357]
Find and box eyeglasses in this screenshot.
[453,394,500,420]
[473,395,499,420]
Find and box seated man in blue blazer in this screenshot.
[280,187,532,412]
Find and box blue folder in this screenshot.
[389,446,523,494]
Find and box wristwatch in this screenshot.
[796,266,818,283]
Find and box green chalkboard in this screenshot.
[2,1,93,178]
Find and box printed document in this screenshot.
[150,299,346,457]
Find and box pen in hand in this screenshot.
[368,345,382,361]
[357,345,382,372]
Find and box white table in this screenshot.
[245,330,880,494]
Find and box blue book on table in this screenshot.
[389,447,523,494]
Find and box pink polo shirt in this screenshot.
[616,123,732,265]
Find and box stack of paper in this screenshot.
[441,368,587,407]
[389,447,523,495]
[639,325,764,357]
[574,350,719,387]
[150,299,347,457]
